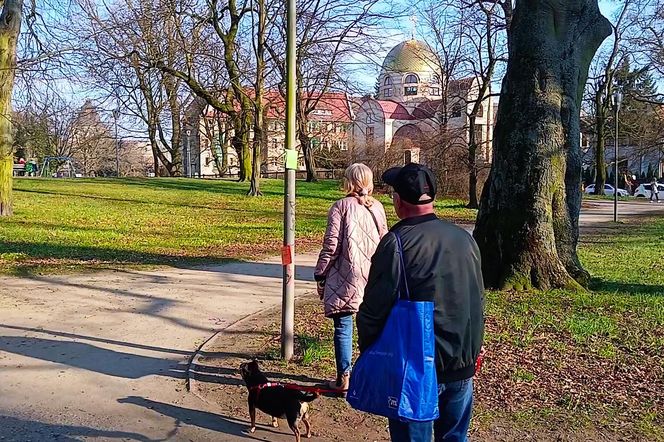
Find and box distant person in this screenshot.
[650,177,660,203]
[357,163,485,442]
[624,173,632,195]
[314,163,388,393]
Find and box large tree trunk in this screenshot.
[474,0,611,291]
[297,113,316,182]
[0,0,23,217]
[232,111,252,182]
[296,89,317,182]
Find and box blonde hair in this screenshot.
[342,163,375,207]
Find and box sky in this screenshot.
[350,0,623,92]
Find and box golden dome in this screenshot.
[382,40,437,73]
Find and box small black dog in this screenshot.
[240,360,318,441]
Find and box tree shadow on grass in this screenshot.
[589,278,664,296]
[109,177,342,202]
[0,241,315,281]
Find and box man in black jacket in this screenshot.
[357,163,484,442]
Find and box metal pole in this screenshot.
[281,0,297,361]
[614,105,618,223]
[187,134,192,178]
[115,115,120,178]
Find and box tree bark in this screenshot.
[474,0,611,291]
[0,0,23,217]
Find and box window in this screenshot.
[271,138,279,151]
[477,104,484,118]
[366,114,372,124]
[430,88,440,96]
[311,109,333,116]
[384,76,393,86]
[451,104,462,118]
[404,150,412,164]
[339,140,348,151]
[405,74,419,84]
[366,127,374,144]
[431,73,441,84]
[404,86,418,96]
[384,88,393,97]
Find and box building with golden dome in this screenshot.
[352,39,495,167]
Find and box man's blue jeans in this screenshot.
[333,313,353,376]
[388,378,473,442]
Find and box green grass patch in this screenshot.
[298,334,334,366]
[0,177,477,274]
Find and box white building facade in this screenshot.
[352,40,495,167]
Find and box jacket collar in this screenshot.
[391,213,438,230]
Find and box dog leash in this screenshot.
[249,382,347,395]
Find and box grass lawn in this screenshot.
[0,177,476,275]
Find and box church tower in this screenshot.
[377,40,440,104]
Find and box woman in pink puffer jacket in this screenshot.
[314,163,388,392]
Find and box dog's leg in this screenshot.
[302,411,312,438]
[288,420,301,442]
[271,416,279,428]
[249,403,256,434]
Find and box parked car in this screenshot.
[584,184,629,197]
[634,183,664,199]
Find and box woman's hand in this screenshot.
[316,280,325,299]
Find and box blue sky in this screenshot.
[350,0,624,92]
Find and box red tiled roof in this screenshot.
[202,89,352,123]
[412,100,443,119]
[375,100,413,120]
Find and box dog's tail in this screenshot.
[297,391,319,402]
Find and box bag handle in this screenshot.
[394,232,410,301]
[365,205,381,234]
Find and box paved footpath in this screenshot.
[0,255,317,441]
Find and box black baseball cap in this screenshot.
[382,163,437,205]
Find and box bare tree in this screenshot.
[584,0,634,195]
[267,0,392,182]
[419,0,509,207]
[0,0,23,216]
[75,0,190,176]
[460,1,507,208]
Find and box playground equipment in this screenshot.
[41,156,81,178]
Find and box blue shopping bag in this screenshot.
[347,233,439,422]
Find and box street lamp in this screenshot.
[186,128,192,178]
[113,108,120,177]
[611,89,622,223]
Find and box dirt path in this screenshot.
[0,255,317,441]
